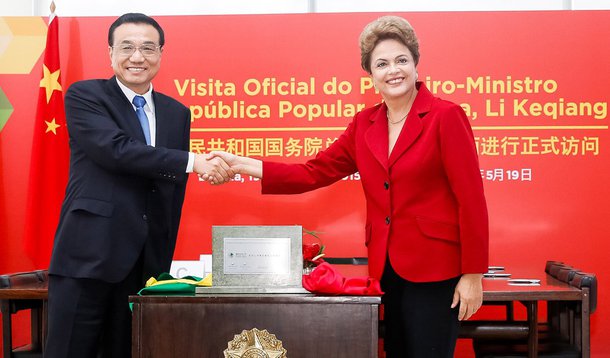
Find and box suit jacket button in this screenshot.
[142,214,148,221]
[384,182,389,190]
[385,217,390,225]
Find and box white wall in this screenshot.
[1,0,609,16]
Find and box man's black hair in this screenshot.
[108,13,165,47]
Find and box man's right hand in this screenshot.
[209,151,263,179]
[193,154,234,184]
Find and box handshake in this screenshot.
[193,151,262,184]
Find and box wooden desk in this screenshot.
[130,294,381,358]
[336,264,589,358]
[473,267,588,358]
[0,275,47,358]
[0,265,591,358]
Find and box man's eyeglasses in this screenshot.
[112,44,162,57]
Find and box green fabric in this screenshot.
[137,272,211,295]
[130,272,212,311]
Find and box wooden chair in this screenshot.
[561,272,597,355]
[472,262,597,358]
[0,270,48,358]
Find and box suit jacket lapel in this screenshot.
[388,83,432,167]
[388,110,423,167]
[152,91,169,148]
[106,77,148,144]
[365,104,390,170]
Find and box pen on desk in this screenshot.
[507,278,541,285]
[488,266,505,271]
[483,272,511,278]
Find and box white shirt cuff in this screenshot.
[186,152,195,173]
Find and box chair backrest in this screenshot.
[569,272,597,314]
[544,261,597,314]
[0,270,48,288]
[548,262,573,278]
[545,260,564,274]
[556,267,581,283]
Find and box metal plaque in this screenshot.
[223,237,291,275]
[196,225,309,294]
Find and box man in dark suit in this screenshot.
[44,13,231,358]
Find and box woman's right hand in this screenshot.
[208,151,263,179]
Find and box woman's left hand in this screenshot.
[451,273,483,321]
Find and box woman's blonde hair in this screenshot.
[359,16,420,74]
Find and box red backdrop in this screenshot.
[1,11,608,356]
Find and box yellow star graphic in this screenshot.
[40,64,62,103]
[45,118,61,135]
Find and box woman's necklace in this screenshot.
[386,87,418,125]
[386,110,408,125]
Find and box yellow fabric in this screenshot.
[145,273,212,287]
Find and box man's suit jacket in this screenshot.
[50,77,191,283]
[262,83,489,282]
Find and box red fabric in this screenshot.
[302,262,383,296]
[23,15,69,269]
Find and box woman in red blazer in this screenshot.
[211,15,488,357]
